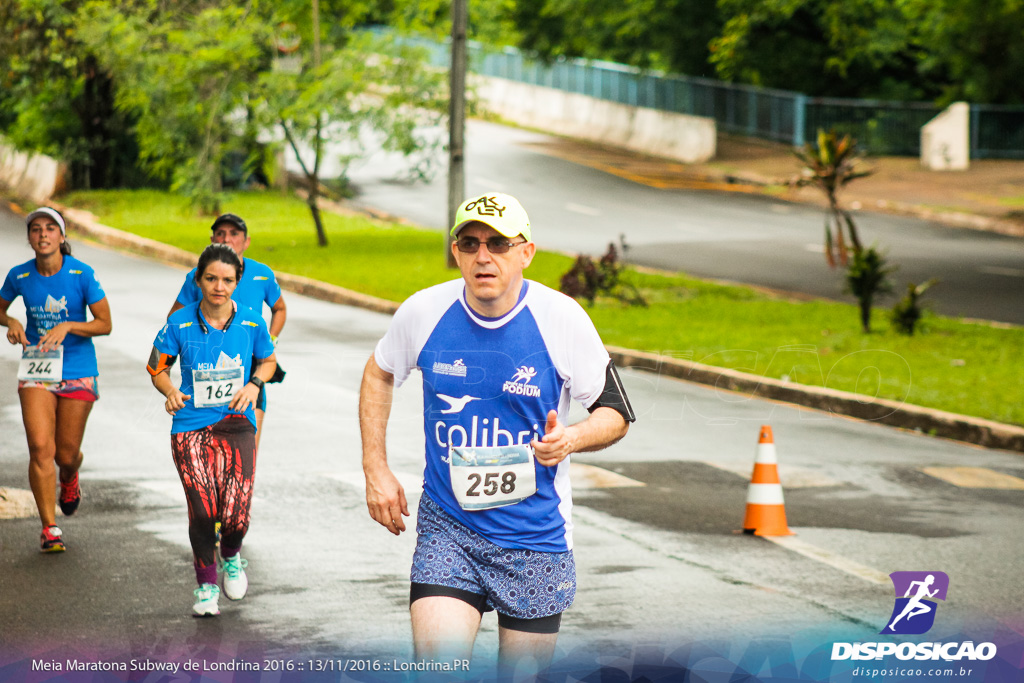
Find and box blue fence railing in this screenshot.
[804,99,942,157]
[388,31,1024,159]
[971,105,1024,160]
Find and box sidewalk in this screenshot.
[528,132,1024,238]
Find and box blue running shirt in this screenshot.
[175,258,281,314]
[374,279,611,552]
[1,257,106,379]
[153,302,275,434]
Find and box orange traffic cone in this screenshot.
[742,425,794,536]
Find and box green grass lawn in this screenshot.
[63,188,1024,426]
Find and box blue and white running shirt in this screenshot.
[153,302,275,434]
[374,279,611,552]
[1,257,106,379]
[175,258,281,314]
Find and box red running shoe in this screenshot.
[40,525,65,553]
[59,472,81,516]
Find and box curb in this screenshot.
[56,205,401,316]
[14,201,1024,455]
[607,347,1024,454]
[706,170,1024,239]
[864,200,1024,239]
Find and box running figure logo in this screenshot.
[511,366,537,384]
[881,571,949,635]
[503,366,541,398]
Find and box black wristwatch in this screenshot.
[248,376,265,391]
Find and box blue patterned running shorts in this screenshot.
[411,493,576,619]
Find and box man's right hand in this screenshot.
[365,465,410,536]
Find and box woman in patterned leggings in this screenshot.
[147,244,276,617]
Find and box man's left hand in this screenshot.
[532,410,576,467]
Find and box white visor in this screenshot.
[25,207,66,236]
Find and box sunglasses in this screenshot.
[456,236,528,254]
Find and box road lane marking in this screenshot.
[332,464,885,586]
[766,535,891,585]
[705,461,842,488]
[571,463,645,489]
[0,487,37,520]
[136,479,189,502]
[475,177,504,190]
[330,465,644,492]
[329,471,424,493]
[525,141,767,192]
[565,202,602,217]
[921,466,1024,489]
[702,464,888,584]
[979,266,1024,278]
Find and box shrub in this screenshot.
[845,245,894,333]
[891,279,939,335]
[560,242,647,307]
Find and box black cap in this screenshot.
[210,213,247,233]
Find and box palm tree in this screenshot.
[794,129,874,267]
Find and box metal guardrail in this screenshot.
[385,30,1024,159]
[971,105,1024,160]
[804,99,942,157]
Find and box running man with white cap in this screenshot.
[359,193,635,676]
[0,207,112,552]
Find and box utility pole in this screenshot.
[312,0,321,68]
[446,0,467,268]
[307,0,328,246]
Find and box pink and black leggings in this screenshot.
[170,415,256,586]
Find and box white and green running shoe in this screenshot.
[192,583,221,617]
[221,554,249,601]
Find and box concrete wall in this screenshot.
[0,140,63,203]
[475,76,717,163]
[921,102,970,170]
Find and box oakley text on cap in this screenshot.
[450,193,531,241]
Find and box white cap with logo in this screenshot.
[450,193,531,241]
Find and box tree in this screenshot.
[506,0,722,76]
[461,0,1024,105]
[258,28,447,246]
[77,3,270,214]
[708,0,1024,104]
[0,0,141,189]
[793,129,873,267]
[387,0,721,77]
[911,0,1024,105]
[76,0,446,242]
[709,0,937,100]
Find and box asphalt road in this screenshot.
[341,120,1024,325]
[1,208,1022,681]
